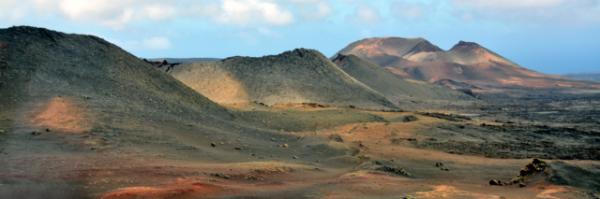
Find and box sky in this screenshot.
[1,0,599,74]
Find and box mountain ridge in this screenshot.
[332,54,474,109]
[336,36,600,90]
[165,48,398,110]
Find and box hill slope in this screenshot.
[332,54,473,108]
[166,48,397,110]
[0,27,356,197]
[337,37,598,90]
[0,27,228,118]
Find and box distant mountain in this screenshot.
[563,73,600,82]
[147,57,221,64]
[337,37,599,90]
[165,48,397,110]
[332,54,474,108]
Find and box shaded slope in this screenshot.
[332,54,473,108]
[338,37,599,90]
[0,26,353,181]
[167,48,397,110]
[0,26,228,119]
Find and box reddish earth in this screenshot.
[337,37,600,90]
[101,181,224,199]
[30,97,92,133]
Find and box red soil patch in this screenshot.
[101,181,224,199]
[414,185,500,199]
[534,185,571,199]
[31,97,91,133]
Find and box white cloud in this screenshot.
[1,0,301,28]
[0,0,176,29]
[390,1,430,21]
[57,0,176,29]
[314,2,333,18]
[0,0,27,20]
[352,5,381,25]
[217,0,294,26]
[289,0,332,20]
[5,0,598,31]
[142,4,177,21]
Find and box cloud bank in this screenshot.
[3,0,599,28]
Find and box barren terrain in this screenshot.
[0,26,598,199]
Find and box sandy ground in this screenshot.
[1,105,598,199]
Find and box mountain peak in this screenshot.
[279,48,323,58]
[338,37,443,59]
[409,39,443,54]
[450,41,484,51]
[2,26,65,42]
[1,25,113,49]
[222,48,326,63]
[5,25,52,33]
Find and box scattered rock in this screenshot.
[0,129,5,134]
[401,195,416,199]
[211,173,231,179]
[328,134,344,142]
[402,115,418,122]
[371,160,412,177]
[45,128,51,132]
[489,159,548,187]
[489,179,503,186]
[280,143,289,148]
[31,131,41,136]
[244,175,261,181]
[292,155,298,159]
[435,162,450,171]
[358,142,365,148]
[234,147,242,150]
[210,143,216,147]
[420,112,471,122]
[390,138,417,144]
[519,158,547,176]
[377,165,411,177]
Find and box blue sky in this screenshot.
[1,0,599,74]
